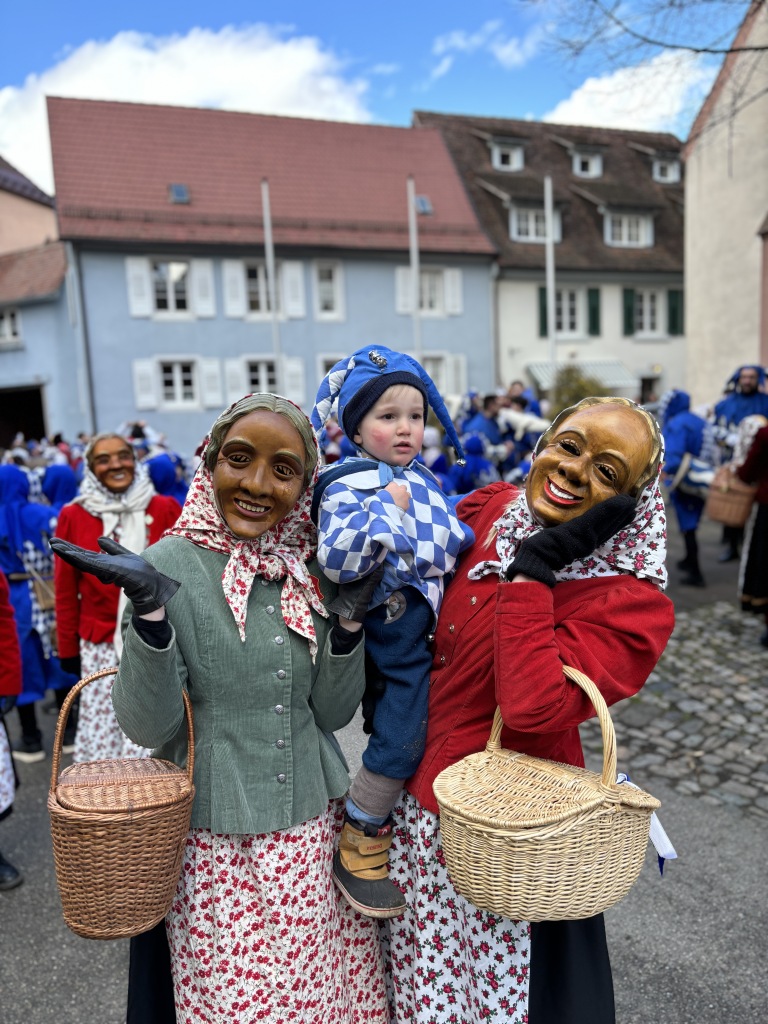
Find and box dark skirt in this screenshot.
[741,503,768,612]
[530,917,615,1024]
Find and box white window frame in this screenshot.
[555,288,585,338]
[604,212,654,248]
[312,260,345,321]
[395,267,463,318]
[159,359,199,408]
[510,206,562,244]
[244,260,282,318]
[572,152,603,178]
[634,288,663,337]
[133,356,222,411]
[652,159,680,184]
[246,358,279,392]
[490,143,524,172]
[0,307,21,346]
[151,259,193,318]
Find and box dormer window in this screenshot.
[168,183,190,204]
[510,205,562,243]
[652,159,680,184]
[604,212,654,248]
[572,152,603,178]
[491,143,524,172]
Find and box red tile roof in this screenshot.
[0,155,54,207]
[0,241,67,304]
[46,97,494,255]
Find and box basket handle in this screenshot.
[50,667,195,791]
[487,664,617,789]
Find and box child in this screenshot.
[312,346,472,918]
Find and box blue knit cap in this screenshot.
[312,346,465,464]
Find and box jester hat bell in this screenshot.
[312,346,465,464]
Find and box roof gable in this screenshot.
[0,241,67,304]
[46,97,494,256]
[0,155,54,207]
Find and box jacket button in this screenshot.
[470,596,477,605]
[276,669,286,679]
[276,739,286,749]
[261,579,269,586]
[275,636,284,645]
[440,654,446,665]
[277,774,286,783]
[266,605,275,614]
[449,623,455,633]
[426,633,435,643]
[274,705,285,715]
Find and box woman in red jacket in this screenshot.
[0,572,23,889]
[383,397,675,1024]
[53,433,181,762]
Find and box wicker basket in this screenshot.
[432,666,659,921]
[48,667,195,940]
[704,464,757,528]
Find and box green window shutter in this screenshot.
[538,286,547,337]
[587,288,601,336]
[622,288,635,336]
[667,289,684,336]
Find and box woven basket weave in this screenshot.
[433,666,659,921]
[704,464,757,528]
[48,668,195,940]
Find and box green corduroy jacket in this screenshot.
[111,536,364,835]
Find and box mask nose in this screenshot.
[242,460,270,495]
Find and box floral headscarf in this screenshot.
[469,400,668,589]
[166,395,328,659]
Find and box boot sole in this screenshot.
[0,873,24,891]
[11,749,45,764]
[332,870,407,919]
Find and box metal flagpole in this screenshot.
[544,176,557,399]
[407,175,422,359]
[261,177,283,393]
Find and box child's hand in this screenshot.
[384,481,410,510]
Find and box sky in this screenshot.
[0,0,738,196]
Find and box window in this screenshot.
[490,143,524,172]
[414,195,433,215]
[395,267,463,317]
[538,287,600,338]
[634,289,660,334]
[160,360,197,405]
[168,183,190,204]
[652,159,680,184]
[247,359,278,391]
[419,269,445,314]
[246,261,280,315]
[0,308,21,345]
[312,261,345,320]
[510,206,562,243]
[572,152,603,178]
[622,288,683,337]
[152,260,190,313]
[604,213,653,248]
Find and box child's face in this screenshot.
[353,385,426,466]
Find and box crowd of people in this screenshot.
[0,354,766,1022]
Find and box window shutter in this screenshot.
[395,267,413,314]
[667,289,684,336]
[199,358,223,408]
[281,356,306,407]
[190,259,216,318]
[444,269,463,316]
[224,358,248,406]
[222,260,247,318]
[445,354,468,396]
[538,286,547,337]
[125,258,153,318]
[622,288,636,336]
[132,359,158,410]
[587,288,601,336]
[282,261,306,319]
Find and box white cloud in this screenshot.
[543,51,718,136]
[429,19,545,83]
[0,25,372,193]
[433,21,502,57]
[430,56,454,82]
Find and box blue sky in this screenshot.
[1,0,733,194]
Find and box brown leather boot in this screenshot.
[332,814,406,919]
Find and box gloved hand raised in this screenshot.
[502,494,637,587]
[325,564,386,623]
[50,537,181,615]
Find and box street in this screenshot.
[0,515,766,1023]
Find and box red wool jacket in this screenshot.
[53,497,181,659]
[408,482,675,815]
[0,573,22,697]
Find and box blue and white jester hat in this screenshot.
[312,345,465,464]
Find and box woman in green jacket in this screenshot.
[51,394,387,1024]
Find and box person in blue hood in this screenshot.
[145,453,189,508]
[449,433,500,494]
[660,390,715,587]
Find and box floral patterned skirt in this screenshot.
[166,801,388,1024]
[0,717,15,818]
[73,641,150,763]
[382,790,531,1023]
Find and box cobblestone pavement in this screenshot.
[582,601,768,821]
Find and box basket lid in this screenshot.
[55,757,193,813]
[433,747,659,831]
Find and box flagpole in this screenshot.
[261,177,283,393]
[544,175,556,398]
[407,175,422,359]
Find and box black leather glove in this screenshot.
[59,655,82,678]
[325,564,386,623]
[50,536,181,615]
[0,695,17,716]
[503,494,637,587]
